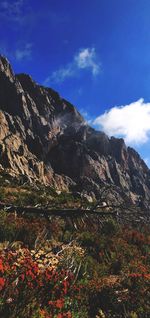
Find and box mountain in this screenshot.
[0,55,150,208]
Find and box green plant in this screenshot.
[0,188,5,201]
[101,219,118,236]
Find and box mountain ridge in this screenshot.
[0,55,150,208]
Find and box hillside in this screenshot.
[0,56,150,318]
[0,56,150,209]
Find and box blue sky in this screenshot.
[1,0,150,165]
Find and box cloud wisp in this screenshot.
[93,98,150,145]
[0,42,33,62]
[45,48,101,84]
[15,43,33,61]
[0,0,25,23]
[79,108,94,125]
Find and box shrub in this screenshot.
[0,249,87,318]
[101,219,118,236]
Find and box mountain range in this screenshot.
[0,55,150,209]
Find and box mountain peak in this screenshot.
[0,56,150,208]
[0,55,14,80]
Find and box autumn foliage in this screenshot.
[0,211,150,317]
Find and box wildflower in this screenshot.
[48,300,53,306]
[55,299,64,309]
[129,273,142,278]
[62,279,68,294]
[66,312,72,318]
[0,277,5,290]
[20,273,25,281]
[0,259,4,272]
[144,274,150,279]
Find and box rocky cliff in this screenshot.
[0,55,150,207]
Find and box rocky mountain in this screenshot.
[0,55,150,208]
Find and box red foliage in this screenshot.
[0,249,82,317]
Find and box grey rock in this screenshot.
[0,55,150,207]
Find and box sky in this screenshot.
[1,0,150,165]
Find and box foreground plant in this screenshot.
[0,248,87,318]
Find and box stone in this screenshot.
[0,55,150,207]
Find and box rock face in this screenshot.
[0,55,150,206]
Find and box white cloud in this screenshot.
[45,47,101,84]
[93,98,150,145]
[75,48,100,76]
[15,43,32,61]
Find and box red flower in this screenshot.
[144,274,150,279]
[20,274,25,281]
[57,314,65,318]
[129,273,142,278]
[66,312,72,318]
[62,280,68,295]
[56,312,72,318]
[0,277,5,290]
[55,299,64,309]
[0,259,4,272]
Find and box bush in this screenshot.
[101,219,118,236]
[0,249,87,318]
[0,188,5,201]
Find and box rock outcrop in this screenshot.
[0,55,150,207]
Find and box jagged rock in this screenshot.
[0,55,150,207]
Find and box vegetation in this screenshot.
[0,173,88,208]
[0,207,150,318]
